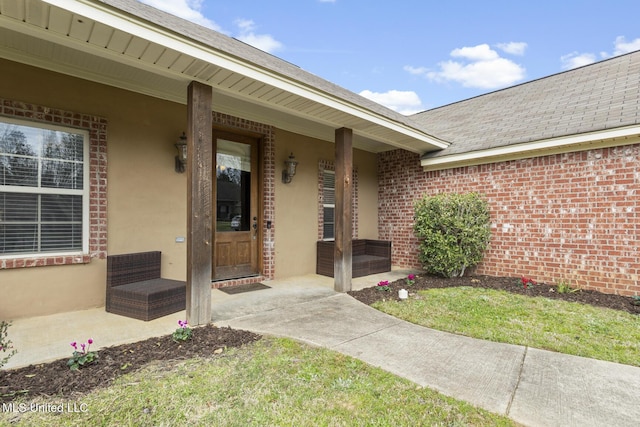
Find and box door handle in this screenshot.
[252,217,258,239]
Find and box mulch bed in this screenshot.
[2,274,638,403]
[348,274,640,315]
[0,325,260,403]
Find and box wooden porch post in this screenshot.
[186,81,213,325]
[334,127,353,292]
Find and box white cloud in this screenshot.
[138,0,221,31]
[404,65,429,75]
[496,42,528,56]
[451,44,499,61]
[560,36,640,70]
[234,19,283,53]
[359,89,424,115]
[138,0,283,54]
[613,36,640,55]
[560,52,597,70]
[413,44,526,89]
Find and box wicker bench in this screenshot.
[316,239,391,278]
[106,251,186,321]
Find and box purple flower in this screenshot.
[81,343,86,352]
[70,341,77,350]
[87,338,93,345]
[378,281,389,287]
[408,274,416,281]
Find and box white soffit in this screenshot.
[421,126,640,171]
[0,0,447,153]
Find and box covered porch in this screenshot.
[0,0,446,323]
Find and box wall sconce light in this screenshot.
[282,152,298,184]
[175,132,187,173]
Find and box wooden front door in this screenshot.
[213,132,260,281]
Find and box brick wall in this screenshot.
[378,146,640,296]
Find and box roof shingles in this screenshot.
[414,51,640,158]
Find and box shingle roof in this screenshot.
[414,50,640,158]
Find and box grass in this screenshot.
[373,286,640,367]
[1,338,515,427]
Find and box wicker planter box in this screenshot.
[316,239,391,278]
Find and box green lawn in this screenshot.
[1,338,514,427]
[373,286,640,367]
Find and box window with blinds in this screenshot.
[0,119,88,256]
[322,170,335,240]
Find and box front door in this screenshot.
[213,132,260,281]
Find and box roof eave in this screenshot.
[420,125,640,171]
[40,0,447,153]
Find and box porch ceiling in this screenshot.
[0,0,448,154]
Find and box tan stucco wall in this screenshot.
[0,263,105,320]
[273,129,379,278]
[104,93,188,280]
[0,59,380,318]
[0,59,188,319]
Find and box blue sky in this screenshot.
[139,0,640,114]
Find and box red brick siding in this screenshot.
[0,99,108,269]
[378,146,640,296]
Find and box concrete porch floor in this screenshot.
[4,269,412,370]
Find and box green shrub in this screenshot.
[413,192,491,278]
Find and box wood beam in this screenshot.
[186,81,213,325]
[334,127,353,292]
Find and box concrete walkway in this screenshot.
[5,270,640,426]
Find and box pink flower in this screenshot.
[70,341,77,350]
[87,338,93,345]
[408,274,416,281]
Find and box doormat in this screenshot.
[219,283,271,295]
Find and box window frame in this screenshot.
[0,116,90,258]
[322,169,336,241]
[318,160,358,241]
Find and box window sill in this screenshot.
[0,254,93,269]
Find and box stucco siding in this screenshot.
[0,59,189,318]
[0,59,380,318]
[274,129,379,278]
